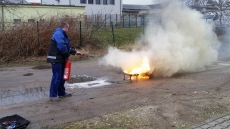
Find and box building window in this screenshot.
[14,19,21,24]
[81,0,86,4]
[110,0,114,4]
[28,19,35,23]
[96,0,100,4]
[103,0,107,4]
[40,19,45,22]
[88,0,93,4]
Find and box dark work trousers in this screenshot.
[49,62,66,97]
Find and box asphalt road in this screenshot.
[0,57,230,129]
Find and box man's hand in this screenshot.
[69,48,76,55]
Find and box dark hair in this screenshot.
[60,22,68,28]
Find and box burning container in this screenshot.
[123,57,151,82]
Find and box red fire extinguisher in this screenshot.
[63,60,72,81]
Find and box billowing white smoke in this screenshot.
[100,1,220,77]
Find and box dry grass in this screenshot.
[0,14,107,65]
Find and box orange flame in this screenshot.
[124,57,150,79]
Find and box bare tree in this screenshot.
[184,0,230,35]
[215,0,230,29]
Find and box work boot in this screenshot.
[50,97,60,101]
[59,93,72,98]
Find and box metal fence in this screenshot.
[0,13,225,63]
[85,14,147,28]
[0,14,148,63]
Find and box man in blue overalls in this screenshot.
[47,22,78,101]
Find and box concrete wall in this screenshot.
[41,0,123,15]
[1,4,85,22]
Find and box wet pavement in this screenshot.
[1,58,230,128]
[0,59,121,107]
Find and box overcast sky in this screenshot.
[123,0,156,5]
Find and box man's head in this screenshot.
[60,22,69,32]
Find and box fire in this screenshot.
[124,57,150,79]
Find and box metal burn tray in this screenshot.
[123,73,139,82]
[0,114,30,129]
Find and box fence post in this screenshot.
[111,22,115,44]
[110,14,111,23]
[80,21,82,47]
[122,15,124,28]
[105,14,106,27]
[129,13,130,28]
[143,14,145,35]
[116,14,117,28]
[135,15,137,27]
[85,15,88,29]
[1,4,4,31]
[37,21,39,44]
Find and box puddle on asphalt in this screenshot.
[217,62,230,66]
[65,75,112,89]
[67,75,97,83]
[206,62,230,70]
[0,87,49,107]
[65,79,112,88]
[0,75,112,107]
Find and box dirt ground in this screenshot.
[0,55,230,129]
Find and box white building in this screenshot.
[3,0,29,4]
[41,0,123,15]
